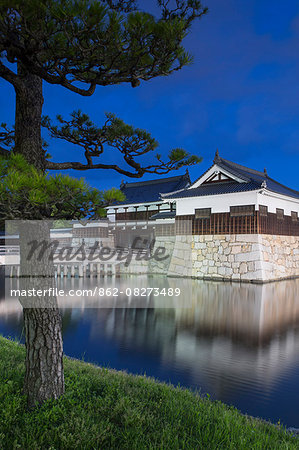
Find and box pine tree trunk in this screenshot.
[18,221,64,408]
[14,64,65,407]
[14,66,45,170]
[22,307,64,408]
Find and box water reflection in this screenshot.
[0,273,299,427]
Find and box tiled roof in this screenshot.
[115,171,190,205]
[165,155,299,200]
[149,211,176,220]
[218,157,299,199]
[164,181,261,199]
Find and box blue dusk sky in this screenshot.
[1,0,299,191]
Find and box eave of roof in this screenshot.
[114,171,190,205]
[149,211,176,220]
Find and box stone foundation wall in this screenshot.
[119,234,299,282]
[189,234,299,282]
[260,235,299,281]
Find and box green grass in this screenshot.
[0,336,297,449]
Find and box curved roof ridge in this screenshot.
[219,158,265,177]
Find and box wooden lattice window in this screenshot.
[291,211,298,222]
[195,208,211,219]
[230,205,255,217]
[259,205,268,217]
[276,208,284,220]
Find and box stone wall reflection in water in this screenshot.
[0,273,299,427]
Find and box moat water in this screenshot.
[0,272,299,428]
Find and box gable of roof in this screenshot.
[163,151,299,201]
[114,171,191,205]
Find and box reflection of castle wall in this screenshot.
[2,277,299,343]
[1,275,299,400]
[165,278,299,344]
[167,327,299,399]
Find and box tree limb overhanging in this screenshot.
[42,111,202,177]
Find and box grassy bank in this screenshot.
[0,336,297,449]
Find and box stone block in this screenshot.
[195,242,206,249]
[236,234,259,243]
[231,245,241,254]
[184,250,192,260]
[239,262,247,274]
[170,257,182,266]
[225,267,233,276]
[248,261,255,272]
[217,266,226,276]
[194,261,203,268]
[219,255,228,262]
[235,251,261,262]
[241,270,264,281]
[231,273,240,280]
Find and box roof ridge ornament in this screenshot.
[261,180,267,189]
[213,148,220,163]
[264,167,268,177]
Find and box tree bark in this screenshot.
[22,307,64,408]
[13,65,65,407]
[18,220,64,408]
[14,66,45,170]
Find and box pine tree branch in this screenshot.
[43,111,201,176]
[0,61,23,90]
[45,159,145,177]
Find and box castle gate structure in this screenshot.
[161,151,299,282]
